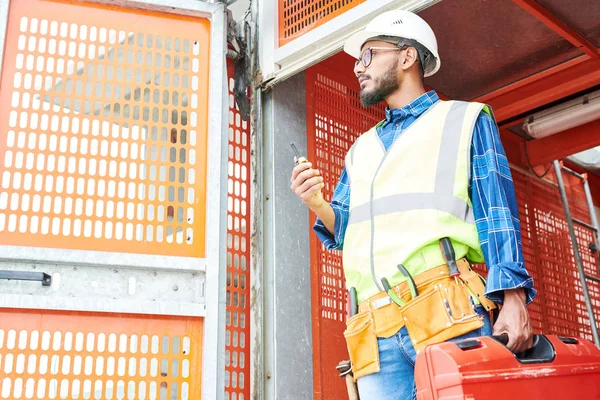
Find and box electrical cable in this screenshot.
[523,139,552,178]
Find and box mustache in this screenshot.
[357,74,371,81]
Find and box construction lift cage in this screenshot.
[260,0,600,399]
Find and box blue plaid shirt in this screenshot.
[314,91,536,305]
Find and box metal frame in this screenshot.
[201,5,228,399]
[0,246,209,271]
[261,0,438,87]
[262,72,315,400]
[0,260,208,315]
[257,0,276,87]
[0,1,228,398]
[250,0,265,398]
[0,0,8,77]
[251,52,266,400]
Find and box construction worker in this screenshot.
[290,9,536,400]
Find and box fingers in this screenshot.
[498,328,533,353]
[301,181,325,201]
[290,161,314,183]
[299,175,324,194]
[290,163,321,192]
[508,339,528,353]
[512,329,534,353]
[289,162,325,208]
[493,322,532,353]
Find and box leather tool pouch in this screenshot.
[402,279,484,353]
[456,260,497,312]
[343,310,380,380]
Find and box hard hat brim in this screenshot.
[343,30,391,59]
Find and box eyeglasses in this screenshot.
[355,46,406,68]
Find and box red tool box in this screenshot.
[415,335,600,400]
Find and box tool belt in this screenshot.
[343,258,496,380]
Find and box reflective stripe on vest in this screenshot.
[343,100,488,302]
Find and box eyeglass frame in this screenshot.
[355,38,431,75]
[354,46,409,69]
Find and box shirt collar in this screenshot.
[384,90,440,123]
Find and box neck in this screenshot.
[385,76,427,110]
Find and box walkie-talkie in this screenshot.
[291,143,322,198]
[291,143,308,165]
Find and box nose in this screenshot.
[354,60,365,76]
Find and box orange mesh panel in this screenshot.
[0,310,203,399]
[306,57,384,400]
[0,0,211,257]
[224,62,250,399]
[279,0,366,46]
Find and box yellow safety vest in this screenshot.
[343,100,489,302]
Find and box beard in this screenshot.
[360,59,399,107]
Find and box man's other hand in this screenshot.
[492,288,533,353]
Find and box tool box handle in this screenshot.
[491,333,508,345]
[498,334,556,364]
[456,334,558,364]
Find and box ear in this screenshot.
[400,47,419,72]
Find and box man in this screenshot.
[290,9,536,400]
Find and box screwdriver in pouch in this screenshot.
[349,287,358,317]
[440,237,460,284]
[381,277,405,307]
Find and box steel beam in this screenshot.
[512,0,599,58]
[480,57,600,122]
[524,119,600,167]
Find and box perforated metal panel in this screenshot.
[0,0,211,258]
[306,59,385,400]
[0,310,203,400]
[279,0,365,46]
[224,62,250,400]
[515,169,600,341]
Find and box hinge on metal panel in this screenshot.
[226,10,251,121]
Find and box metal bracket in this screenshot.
[0,270,52,286]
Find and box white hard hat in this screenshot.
[344,9,440,77]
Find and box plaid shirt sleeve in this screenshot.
[471,111,536,305]
[313,167,351,251]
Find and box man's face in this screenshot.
[354,40,401,107]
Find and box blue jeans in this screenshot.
[356,305,493,400]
